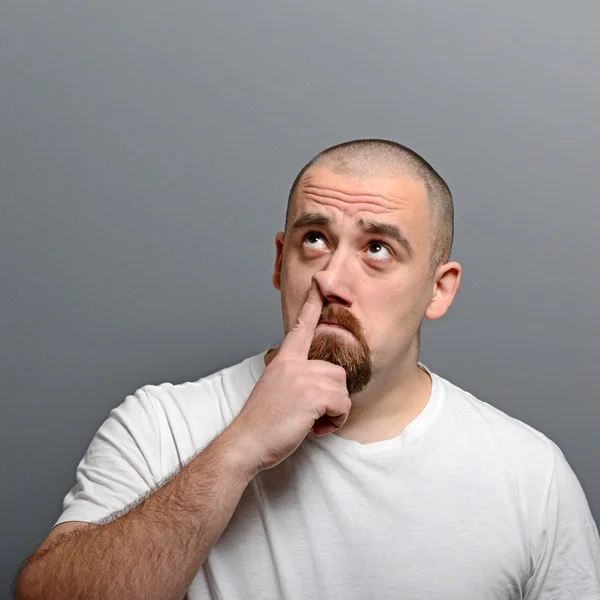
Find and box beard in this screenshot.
[307,304,372,397]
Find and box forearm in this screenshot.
[17,427,256,600]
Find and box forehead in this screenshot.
[291,165,431,229]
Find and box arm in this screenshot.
[524,443,600,599]
[15,425,257,600]
[17,281,349,600]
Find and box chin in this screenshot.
[308,331,372,397]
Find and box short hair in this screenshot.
[285,139,454,271]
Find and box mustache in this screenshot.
[318,304,364,340]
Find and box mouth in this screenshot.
[317,322,351,333]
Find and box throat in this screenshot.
[334,364,432,444]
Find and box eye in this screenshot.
[302,231,327,250]
[367,241,392,260]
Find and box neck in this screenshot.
[263,347,432,444]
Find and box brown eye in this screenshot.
[367,241,392,259]
[303,232,326,248]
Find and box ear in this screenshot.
[272,232,285,291]
[424,261,462,321]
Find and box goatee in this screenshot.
[307,304,372,396]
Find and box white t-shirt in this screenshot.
[55,349,600,599]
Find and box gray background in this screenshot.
[1,0,599,595]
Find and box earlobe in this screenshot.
[424,261,462,321]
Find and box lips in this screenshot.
[317,305,361,339]
[318,321,349,331]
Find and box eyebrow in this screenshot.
[289,212,414,258]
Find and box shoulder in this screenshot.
[138,350,264,417]
[434,371,560,472]
[429,372,584,537]
[117,350,266,472]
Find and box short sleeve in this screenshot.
[524,442,600,599]
[54,388,162,528]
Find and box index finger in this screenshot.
[278,279,323,358]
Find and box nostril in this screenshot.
[323,295,350,307]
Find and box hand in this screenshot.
[228,280,351,473]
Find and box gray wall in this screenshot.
[2,0,599,594]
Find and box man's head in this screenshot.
[273,139,461,397]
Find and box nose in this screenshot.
[313,256,353,307]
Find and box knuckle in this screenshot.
[327,365,346,384]
[334,365,347,379]
[301,386,315,403]
[275,357,295,375]
[291,318,308,332]
[338,390,350,404]
[277,357,292,372]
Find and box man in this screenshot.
[16,139,600,599]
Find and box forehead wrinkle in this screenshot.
[303,195,393,217]
[302,184,401,213]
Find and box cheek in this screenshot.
[357,286,395,345]
[280,260,313,333]
[281,249,305,286]
[281,256,310,297]
[362,281,425,339]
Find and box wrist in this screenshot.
[215,422,261,484]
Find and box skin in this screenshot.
[14,163,461,599]
[267,164,462,444]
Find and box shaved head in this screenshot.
[286,139,454,271]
